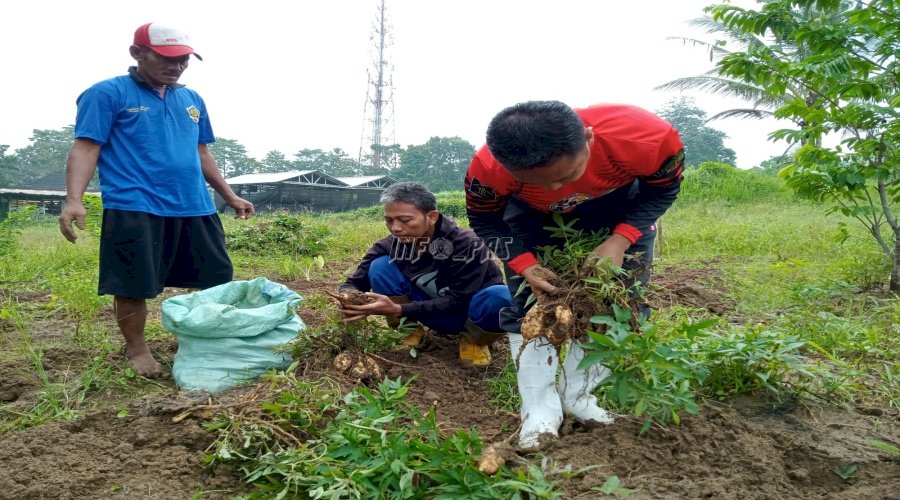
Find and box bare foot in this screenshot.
[126,348,165,378]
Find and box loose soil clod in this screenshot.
[325,290,375,307]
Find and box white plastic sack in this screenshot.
[162,277,303,393]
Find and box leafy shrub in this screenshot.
[678,161,792,204]
[290,315,407,369]
[434,190,468,219]
[582,309,710,433]
[227,212,330,256]
[0,206,38,255]
[82,194,103,238]
[689,327,814,399]
[584,308,821,432]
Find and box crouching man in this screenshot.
[338,182,514,366]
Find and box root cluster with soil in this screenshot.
[305,290,397,382]
[519,260,645,355]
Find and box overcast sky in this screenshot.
[1,0,790,169]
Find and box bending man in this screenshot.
[465,101,684,450]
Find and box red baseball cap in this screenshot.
[133,23,202,60]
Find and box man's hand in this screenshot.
[583,233,631,271]
[227,196,255,219]
[520,264,558,301]
[59,201,87,243]
[59,139,100,243]
[339,292,403,323]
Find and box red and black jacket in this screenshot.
[465,104,685,275]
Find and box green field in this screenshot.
[0,167,897,498]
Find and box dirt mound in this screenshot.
[548,399,899,499]
[0,406,245,499]
[0,347,95,407]
[372,337,900,499]
[376,334,519,437]
[0,367,37,405]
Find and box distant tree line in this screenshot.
[0,99,752,193]
[208,135,477,193]
[0,128,477,193]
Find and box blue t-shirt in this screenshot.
[74,68,216,216]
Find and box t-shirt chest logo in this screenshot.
[467,177,496,200]
[186,105,200,123]
[549,193,593,213]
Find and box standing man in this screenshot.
[465,101,684,450]
[339,182,513,366]
[59,23,253,377]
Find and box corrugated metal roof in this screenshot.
[0,188,100,197]
[224,170,318,185]
[335,176,388,187]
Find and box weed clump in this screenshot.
[226,212,330,256]
[203,373,559,498]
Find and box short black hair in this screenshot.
[379,182,437,213]
[485,100,586,171]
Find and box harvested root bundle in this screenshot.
[517,263,600,346]
[325,290,375,307]
[521,303,576,346]
[332,352,383,381]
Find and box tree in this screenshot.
[657,97,736,166]
[702,0,898,291]
[11,126,74,186]
[360,143,404,175]
[209,137,260,177]
[0,145,20,188]
[656,5,836,128]
[757,155,792,176]
[397,137,475,192]
[260,150,292,173]
[293,148,360,177]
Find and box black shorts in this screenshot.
[98,209,233,298]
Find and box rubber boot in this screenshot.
[510,333,563,451]
[386,295,427,347]
[459,319,505,367]
[558,342,615,425]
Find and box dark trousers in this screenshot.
[368,255,513,334]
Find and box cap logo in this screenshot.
[147,24,190,46]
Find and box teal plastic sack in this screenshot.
[162,277,304,393]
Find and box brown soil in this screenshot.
[0,403,245,499]
[1,274,897,499]
[329,333,900,499]
[650,265,740,319]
